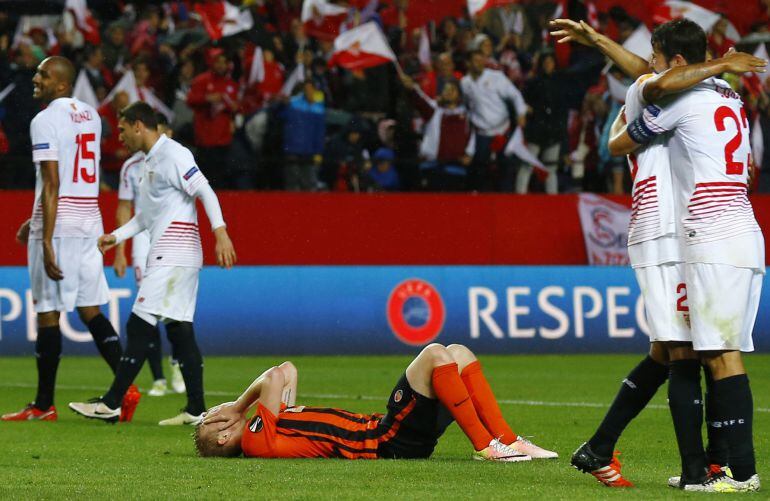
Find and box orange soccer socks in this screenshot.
[432,363,493,451]
[460,361,518,444]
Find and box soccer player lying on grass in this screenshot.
[195,343,557,461]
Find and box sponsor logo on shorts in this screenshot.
[183,166,199,180]
[137,297,145,303]
[249,416,263,433]
[387,278,445,346]
[393,389,403,403]
[32,143,50,150]
[283,406,305,413]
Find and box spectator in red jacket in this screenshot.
[187,50,239,188]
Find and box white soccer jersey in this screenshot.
[29,97,103,239]
[624,74,682,268]
[136,134,207,269]
[118,151,151,268]
[639,78,765,271]
[118,151,145,203]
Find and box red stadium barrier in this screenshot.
[1,191,769,266]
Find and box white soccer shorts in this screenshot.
[132,266,199,323]
[635,262,691,343]
[686,263,763,353]
[131,230,151,284]
[28,237,109,313]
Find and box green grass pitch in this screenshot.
[1,354,768,499]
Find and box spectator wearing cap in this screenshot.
[365,148,401,192]
[460,50,527,191]
[186,50,239,188]
[517,50,570,194]
[401,74,474,192]
[280,80,326,191]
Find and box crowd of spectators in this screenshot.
[2,0,770,194]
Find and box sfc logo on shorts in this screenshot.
[387,278,445,346]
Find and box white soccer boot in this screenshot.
[170,358,186,394]
[69,399,120,423]
[508,436,559,459]
[472,438,532,462]
[158,410,203,426]
[148,379,168,397]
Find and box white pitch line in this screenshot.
[2,382,770,413]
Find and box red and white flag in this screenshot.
[195,1,254,41]
[65,0,100,45]
[73,69,98,108]
[328,22,397,71]
[658,1,740,41]
[468,0,517,18]
[623,23,652,59]
[302,0,348,41]
[578,194,631,266]
[102,70,174,122]
[586,1,600,29]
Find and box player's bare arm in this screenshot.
[608,125,640,157]
[204,361,297,431]
[643,49,767,102]
[195,182,236,268]
[549,19,648,79]
[16,218,31,245]
[213,227,236,269]
[113,199,133,277]
[40,160,63,281]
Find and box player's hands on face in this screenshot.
[98,234,117,254]
[42,240,63,281]
[214,227,237,269]
[16,219,31,245]
[720,47,767,74]
[113,251,127,278]
[549,19,598,47]
[203,401,242,431]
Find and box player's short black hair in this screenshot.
[155,111,169,128]
[651,18,707,64]
[119,101,158,129]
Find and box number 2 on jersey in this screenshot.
[73,133,96,183]
[713,106,749,175]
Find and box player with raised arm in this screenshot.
[68,101,237,426]
[2,56,128,422]
[550,18,766,489]
[194,343,557,461]
[609,19,765,493]
[114,113,185,397]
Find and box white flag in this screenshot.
[418,27,431,68]
[622,24,652,59]
[752,117,763,171]
[248,46,265,86]
[666,1,741,42]
[606,73,628,103]
[281,64,306,96]
[73,69,98,108]
[578,194,631,266]
[102,70,174,122]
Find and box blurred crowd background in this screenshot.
[2,0,770,194]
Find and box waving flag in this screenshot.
[418,27,431,68]
[302,0,348,41]
[656,1,740,41]
[248,46,265,86]
[504,127,550,181]
[73,70,98,108]
[195,1,254,41]
[328,22,397,71]
[102,71,174,122]
[64,0,100,45]
[468,0,517,18]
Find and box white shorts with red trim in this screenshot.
[133,265,199,323]
[27,237,109,313]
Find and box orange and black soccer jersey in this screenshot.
[241,374,452,460]
[241,402,414,459]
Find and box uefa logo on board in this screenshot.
[386,278,445,346]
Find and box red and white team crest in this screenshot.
[387,278,445,346]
